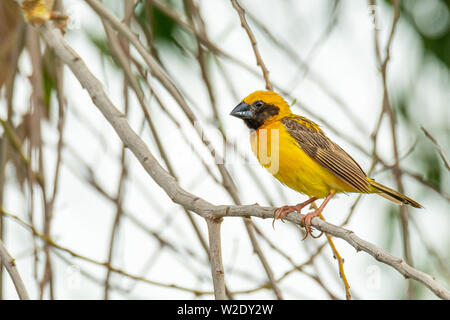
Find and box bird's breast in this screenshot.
[250,122,355,198]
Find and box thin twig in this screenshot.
[421,126,450,171]
[324,234,351,300]
[206,217,227,300]
[230,0,272,90]
[314,204,351,300]
[0,239,29,300]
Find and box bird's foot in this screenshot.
[272,197,317,229]
[300,209,324,240]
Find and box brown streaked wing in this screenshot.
[282,117,370,193]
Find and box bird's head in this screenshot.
[230,91,292,130]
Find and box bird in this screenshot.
[230,90,422,239]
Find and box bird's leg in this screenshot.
[273,197,318,228]
[300,191,335,240]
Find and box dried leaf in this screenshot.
[20,0,54,24]
[0,0,23,89]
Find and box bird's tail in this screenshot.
[368,179,423,208]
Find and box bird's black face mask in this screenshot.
[230,100,279,130]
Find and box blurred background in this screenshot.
[0,0,449,299]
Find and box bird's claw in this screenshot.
[272,208,286,229]
[272,204,303,229]
[300,210,324,240]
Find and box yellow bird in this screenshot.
[230,91,422,238]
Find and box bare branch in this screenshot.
[231,0,273,90]
[421,126,450,171]
[206,217,227,300]
[0,239,29,300]
[324,233,351,300]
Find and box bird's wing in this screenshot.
[282,116,371,193]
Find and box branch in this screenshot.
[38,22,450,300]
[0,239,29,300]
[231,0,273,90]
[325,233,351,300]
[316,207,351,300]
[421,126,450,171]
[206,218,227,300]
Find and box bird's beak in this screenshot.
[230,102,254,119]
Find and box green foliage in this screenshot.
[87,33,123,71]
[399,0,450,70]
[416,142,443,188]
[391,89,410,122]
[88,34,112,58]
[135,0,180,45]
[41,49,60,119]
[42,65,54,114]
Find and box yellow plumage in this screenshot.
[250,120,360,198]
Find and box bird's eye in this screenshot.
[254,101,263,108]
